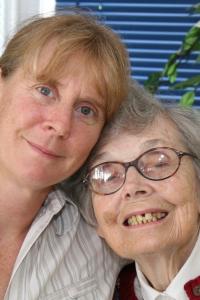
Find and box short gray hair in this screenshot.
[63,80,200,226]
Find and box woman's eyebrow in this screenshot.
[141,138,166,150]
[91,138,167,167]
[90,151,111,166]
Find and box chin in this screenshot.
[111,240,164,260]
[18,170,55,189]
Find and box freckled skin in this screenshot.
[0,55,105,192]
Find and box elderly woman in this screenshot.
[71,82,200,300]
[0,11,130,300]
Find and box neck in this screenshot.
[136,230,199,291]
[0,179,51,235]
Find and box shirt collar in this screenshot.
[35,184,80,236]
[136,230,200,300]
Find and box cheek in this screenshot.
[92,201,105,238]
[81,125,103,146]
[92,199,102,223]
[192,175,200,214]
[1,95,43,129]
[92,198,118,237]
[73,123,102,155]
[159,168,199,205]
[165,174,200,227]
[71,125,103,161]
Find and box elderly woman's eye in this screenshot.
[105,171,122,182]
[155,161,169,168]
[155,155,170,168]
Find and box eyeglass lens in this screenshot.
[88,148,185,195]
[137,148,179,179]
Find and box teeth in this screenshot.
[126,212,167,226]
[136,215,143,224]
[145,213,152,221]
[128,216,137,225]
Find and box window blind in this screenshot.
[56,0,200,106]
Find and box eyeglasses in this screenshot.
[83,147,197,195]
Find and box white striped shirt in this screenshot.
[4,186,122,300]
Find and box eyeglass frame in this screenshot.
[83,147,197,195]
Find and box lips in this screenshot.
[123,211,168,226]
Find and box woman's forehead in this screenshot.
[92,116,185,164]
[32,48,104,90]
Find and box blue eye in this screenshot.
[75,104,100,125]
[80,106,94,116]
[76,105,96,117]
[36,86,54,97]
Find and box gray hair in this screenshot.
[63,80,200,226]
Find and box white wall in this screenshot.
[0,0,55,53]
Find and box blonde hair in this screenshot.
[0,12,130,120]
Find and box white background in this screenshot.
[0,0,55,53]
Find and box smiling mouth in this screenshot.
[124,211,168,226]
[27,140,62,159]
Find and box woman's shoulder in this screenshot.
[113,263,138,300]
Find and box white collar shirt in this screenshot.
[5,185,122,300]
[135,231,200,300]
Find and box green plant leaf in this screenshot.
[165,63,177,83]
[185,26,200,39]
[164,54,178,75]
[190,3,200,13]
[172,75,200,89]
[144,72,162,94]
[180,91,195,106]
[182,36,199,51]
[192,42,200,51]
[181,26,200,51]
[168,71,177,83]
[143,1,200,106]
[166,62,178,77]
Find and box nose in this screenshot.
[43,106,72,139]
[121,166,153,200]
